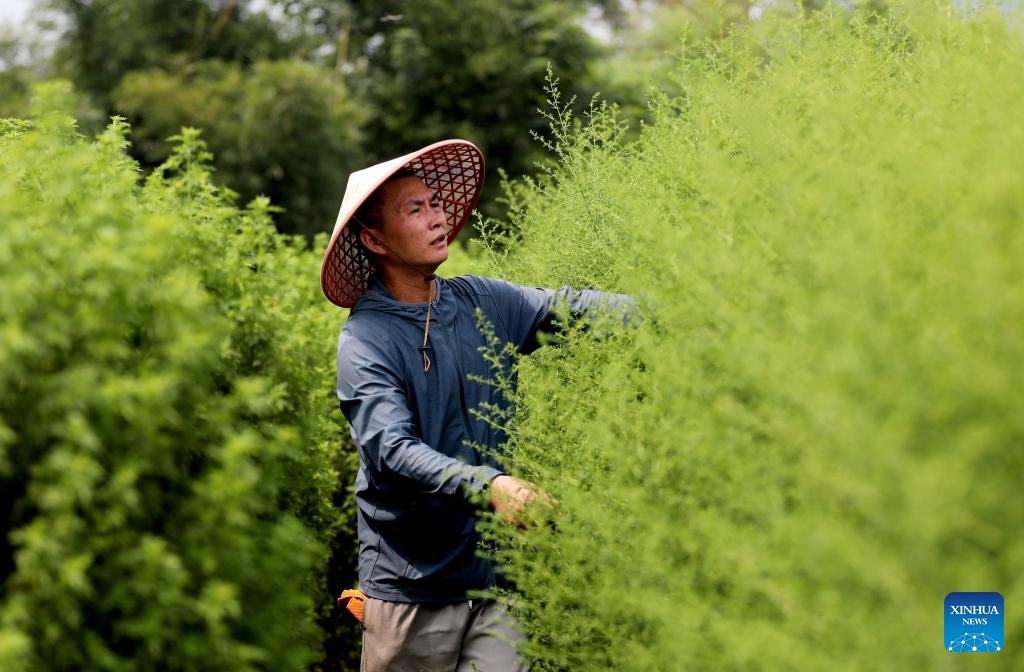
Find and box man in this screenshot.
[321,140,630,671]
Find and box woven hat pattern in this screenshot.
[321,141,484,308]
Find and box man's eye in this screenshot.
[410,208,420,214]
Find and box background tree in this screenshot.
[0,28,32,118]
[113,59,363,238]
[36,0,608,234]
[29,0,755,237]
[269,0,604,221]
[589,0,757,128]
[37,0,367,237]
[46,0,293,107]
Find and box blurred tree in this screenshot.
[36,0,637,234]
[25,0,768,238]
[37,0,366,237]
[1,23,105,130]
[271,0,604,221]
[46,0,294,107]
[586,0,756,128]
[359,0,598,201]
[114,59,363,238]
[0,31,32,119]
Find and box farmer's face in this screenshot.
[364,175,449,271]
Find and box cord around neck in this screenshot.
[419,279,435,373]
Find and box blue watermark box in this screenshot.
[945,592,1003,652]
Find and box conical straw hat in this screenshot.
[320,139,485,308]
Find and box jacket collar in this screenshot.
[356,272,454,324]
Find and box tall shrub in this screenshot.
[475,3,1024,670]
[0,85,356,670]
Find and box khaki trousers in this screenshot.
[360,596,528,672]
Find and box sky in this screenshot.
[0,0,32,28]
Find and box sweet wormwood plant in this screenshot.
[472,2,1024,670]
[0,83,358,671]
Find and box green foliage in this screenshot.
[0,28,101,127]
[0,70,30,120]
[0,27,31,120]
[0,92,356,669]
[36,0,613,235]
[114,58,363,238]
[474,2,1024,669]
[348,0,600,219]
[46,0,293,105]
[586,1,754,129]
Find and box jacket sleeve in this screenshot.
[474,276,635,354]
[337,332,504,497]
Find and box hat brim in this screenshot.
[320,140,485,308]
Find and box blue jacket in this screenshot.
[336,273,630,603]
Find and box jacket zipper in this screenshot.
[442,322,480,456]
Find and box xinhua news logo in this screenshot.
[945,592,1003,652]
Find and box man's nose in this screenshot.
[430,210,446,230]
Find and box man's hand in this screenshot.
[488,475,556,530]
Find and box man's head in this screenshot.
[353,171,450,278]
[321,139,484,308]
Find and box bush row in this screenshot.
[474,3,1024,670]
[0,85,358,671]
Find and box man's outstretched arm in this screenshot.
[468,275,635,354]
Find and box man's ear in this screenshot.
[359,227,387,256]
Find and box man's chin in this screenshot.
[409,250,446,276]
